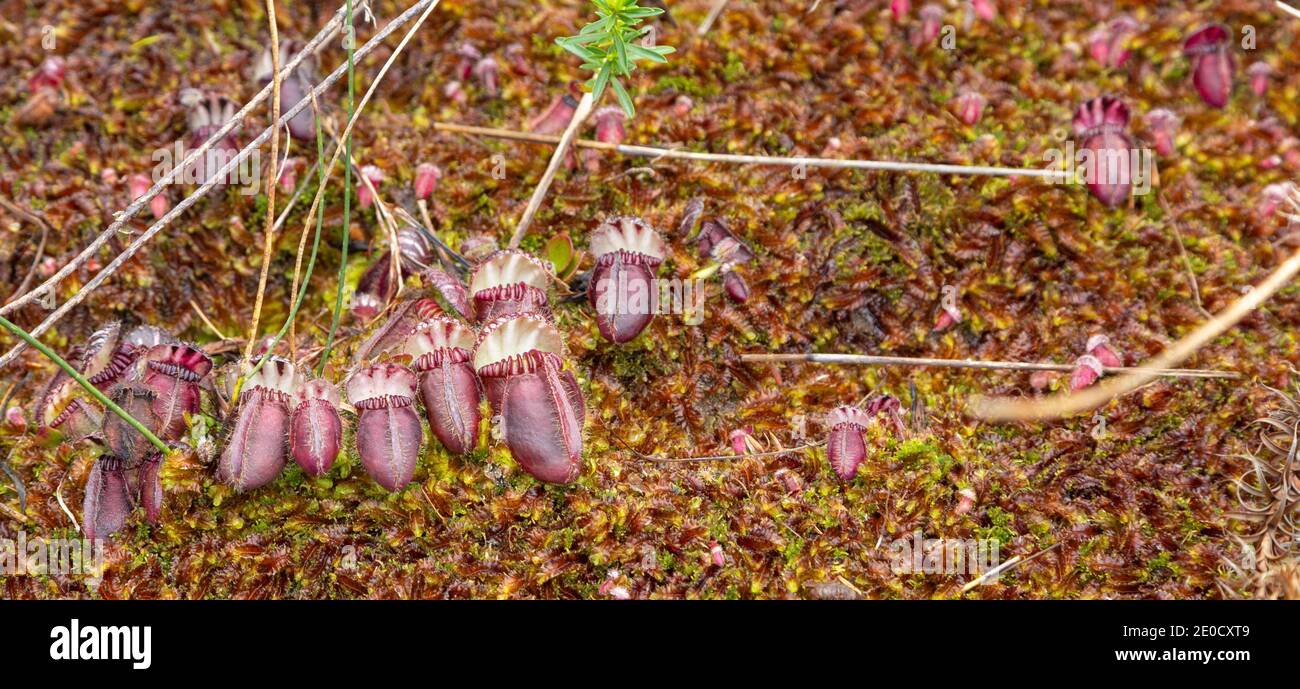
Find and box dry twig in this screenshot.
[189,299,228,339]
[960,543,1061,594]
[508,92,596,249]
[971,235,1300,421]
[1157,191,1211,319]
[434,122,1074,180]
[698,0,730,35]
[740,352,1238,379]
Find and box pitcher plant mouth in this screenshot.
[469,250,553,295]
[587,216,666,343]
[473,311,567,371]
[404,316,482,456]
[469,249,555,322]
[139,343,212,440]
[403,315,477,366]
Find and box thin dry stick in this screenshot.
[0,2,363,317]
[55,471,80,532]
[604,419,824,463]
[960,543,1060,594]
[414,198,450,269]
[189,299,228,339]
[0,0,434,371]
[245,0,284,361]
[1157,192,1211,319]
[698,0,730,34]
[740,352,1239,379]
[0,197,51,304]
[834,575,863,596]
[507,91,596,249]
[971,240,1300,422]
[433,122,1075,180]
[417,199,438,239]
[0,500,26,523]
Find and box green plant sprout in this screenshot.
[556,0,674,117]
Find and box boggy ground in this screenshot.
[0,0,1298,598]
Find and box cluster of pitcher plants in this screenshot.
[36,211,691,538]
[17,2,1288,546]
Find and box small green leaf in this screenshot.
[610,77,635,118]
[628,43,668,63]
[612,34,630,73]
[557,40,599,63]
[546,233,576,275]
[567,30,606,44]
[591,64,613,103]
[580,17,613,34]
[621,7,662,18]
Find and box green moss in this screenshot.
[977,506,1016,547]
[722,52,747,83]
[894,438,952,471]
[783,536,804,565]
[1143,551,1180,581]
[654,74,720,97]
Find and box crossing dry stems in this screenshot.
[0,0,435,372]
[0,1,364,318]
